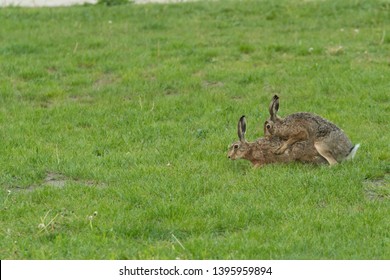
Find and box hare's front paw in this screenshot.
[274,145,287,155]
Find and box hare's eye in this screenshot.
[234,144,239,149]
[266,124,271,129]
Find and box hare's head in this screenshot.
[264,120,274,136]
[264,94,281,136]
[228,140,251,160]
[228,116,250,160]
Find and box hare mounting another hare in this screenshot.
[264,95,360,165]
[227,116,327,168]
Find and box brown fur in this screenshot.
[228,116,327,167]
[264,95,357,165]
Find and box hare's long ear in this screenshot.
[269,95,279,121]
[238,115,246,142]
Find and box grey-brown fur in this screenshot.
[227,116,327,167]
[264,95,359,165]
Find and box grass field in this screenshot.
[0,0,389,259]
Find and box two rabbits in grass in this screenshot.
[228,95,360,167]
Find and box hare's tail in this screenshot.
[346,144,360,160]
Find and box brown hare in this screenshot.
[228,116,327,167]
[264,95,360,165]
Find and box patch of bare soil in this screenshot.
[363,174,390,201]
[12,172,105,192]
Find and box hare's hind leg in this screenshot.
[314,142,338,165]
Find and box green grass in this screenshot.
[0,0,389,259]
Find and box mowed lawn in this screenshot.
[0,0,389,259]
